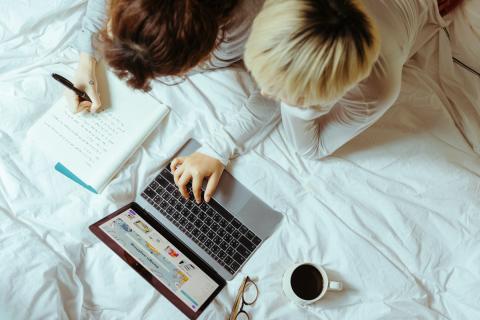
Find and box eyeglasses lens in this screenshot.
[242,281,258,305]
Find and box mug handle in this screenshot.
[328,280,343,291]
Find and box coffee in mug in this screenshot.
[282,263,342,305]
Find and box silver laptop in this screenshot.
[136,138,283,280]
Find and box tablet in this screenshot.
[89,202,226,319]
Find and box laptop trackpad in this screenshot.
[213,170,251,214]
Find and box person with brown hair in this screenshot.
[69,0,277,203]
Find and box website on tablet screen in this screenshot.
[99,208,220,311]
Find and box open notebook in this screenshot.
[28,65,169,193]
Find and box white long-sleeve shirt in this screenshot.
[75,0,278,166]
[76,0,107,58]
[281,0,448,159]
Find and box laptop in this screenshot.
[90,138,283,319]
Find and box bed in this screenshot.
[1,0,479,319]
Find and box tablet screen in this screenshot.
[90,203,225,319]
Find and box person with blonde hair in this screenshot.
[245,0,464,159]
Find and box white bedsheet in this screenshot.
[1,1,479,319]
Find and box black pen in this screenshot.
[51,73,92,102]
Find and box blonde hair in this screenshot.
[245,0,380,108]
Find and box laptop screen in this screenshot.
[90,203,225,319]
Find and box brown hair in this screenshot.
[100,0,239,91]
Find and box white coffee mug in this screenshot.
[282,263,343,305]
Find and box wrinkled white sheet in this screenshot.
[1,1,479,319]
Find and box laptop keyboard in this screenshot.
[141,168,262,274]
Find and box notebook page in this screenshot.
[44,103,127,170]
[30,95,166,191]
[29,67,169,192]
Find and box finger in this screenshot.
[204,170,222,203]
[173,164,185,185]
[89,96,102,113]
[191,173,204,204]
[177,172,192,200]
[86,87,102,113]
[65,90,81,113]
[170,157,184,173]
[78,100,92,112]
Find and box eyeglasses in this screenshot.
[229,276,259,320]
